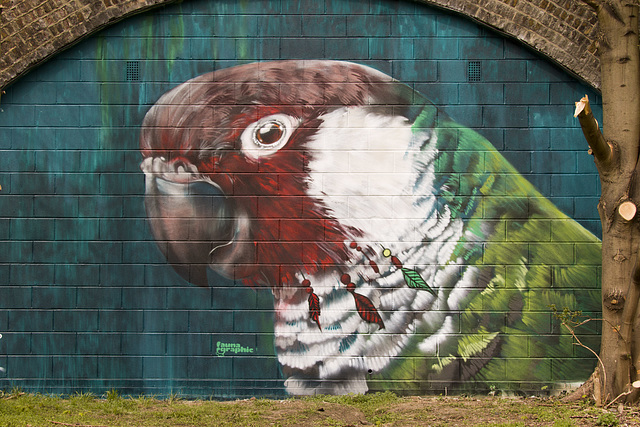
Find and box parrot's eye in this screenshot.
[254,120,285,146]
[240,114,299,160]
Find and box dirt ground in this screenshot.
[220,395,640,426]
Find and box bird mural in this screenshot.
[139,60,601,395]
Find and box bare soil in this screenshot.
[211,395,640,426]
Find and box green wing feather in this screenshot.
[377,102,602,393]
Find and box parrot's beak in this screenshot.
[141,157,254,286]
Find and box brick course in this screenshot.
[0,0,180,89]
[0,0,600,90]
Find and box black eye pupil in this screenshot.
[255,121,284,145]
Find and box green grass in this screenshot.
[0,390,634,426]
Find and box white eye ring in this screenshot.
[240,114,299,160]
[253,119,286,147]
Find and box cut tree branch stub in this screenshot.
[575,95,612,168]
[619,200,637,221]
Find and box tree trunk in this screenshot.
[576,0,640,405]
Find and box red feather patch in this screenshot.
[352,292,385,329]
[369,260,379,274]
[308,292,321,330]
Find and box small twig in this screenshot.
[605,389,633,409]
[3,392,25,399]
[572,316,628,344]
[49,421,108,427]
[563,321,608,404]
[570,336,606,385]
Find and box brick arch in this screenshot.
[0,0,600,90]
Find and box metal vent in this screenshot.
[126,61,140,81]
[468,61,482,82]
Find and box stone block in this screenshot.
[53,310,99,332]
[324,37,368,59]
[347,15,391,37]
[370,38,415,60]
[99,310,144,332]
[76,287,122,309]
[391,13,437,37]
[459,83,504,105]
[280,38,324,60]
[414,37,459,60]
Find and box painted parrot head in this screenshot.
[140,60,416,291]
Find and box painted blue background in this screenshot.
[0,0,601,397]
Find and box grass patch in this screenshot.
[0,391,636,426]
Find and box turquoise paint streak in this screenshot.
[94,11,187,176]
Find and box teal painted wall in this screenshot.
[0,0,601,397]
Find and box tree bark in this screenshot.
[577,0,640,404]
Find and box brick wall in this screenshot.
[0,0,602,397]
[0,0,179,88]
[0,0,600,90]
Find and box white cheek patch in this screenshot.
[306,107,413,191]
[305,107,425,241]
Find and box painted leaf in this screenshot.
[402,268,436,296]
[308,292,321,330]
[352,292,385,329]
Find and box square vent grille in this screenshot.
[468,61,482,82]
[126,61,140,81]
